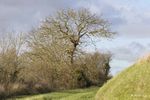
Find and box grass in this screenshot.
[9,87,99,100]
[96,57,150,100]
[9,57,150,100]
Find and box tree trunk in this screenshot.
[70,45,77,64]
[105,63,110,77]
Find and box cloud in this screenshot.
[111,42,150,63]
[78,0,126,27]
[109,41,150,75]
[0,0,77,33]
[1,0,150,75]
[0,0,150,38]
[81,0,150,37]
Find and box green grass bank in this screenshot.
[96,57,150,100]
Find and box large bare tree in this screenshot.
[41,8,115,64]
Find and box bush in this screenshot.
[74,52,112,88]
[0,51,112,99]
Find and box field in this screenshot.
[10,87,99,100]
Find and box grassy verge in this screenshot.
[96,58,150,100]
[9,87,99,100]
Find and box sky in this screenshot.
[0,0,150,75]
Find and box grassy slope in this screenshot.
[96,59,150,100]
[11,87,98,100]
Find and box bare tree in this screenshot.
[22,8,115,90]
[41,8,115,64]
[0,33,25,83]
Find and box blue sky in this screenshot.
[0,0,150,75]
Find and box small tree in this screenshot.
[42,8,115,64]
[0,33,25,83]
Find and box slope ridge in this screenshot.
[96,56,150,100]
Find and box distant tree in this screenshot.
[0,33,25,83]
[41,8,115,64]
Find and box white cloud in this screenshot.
[0,0,150,37]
